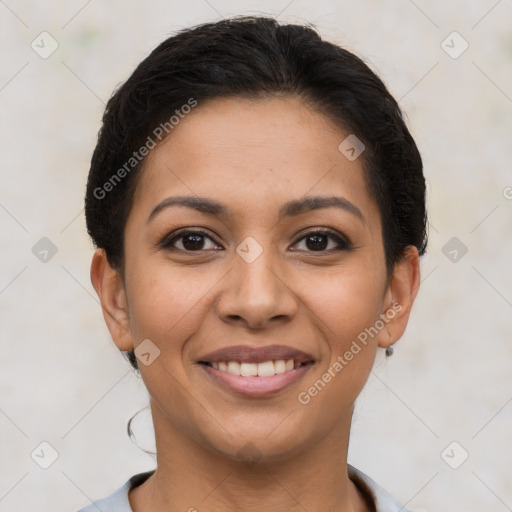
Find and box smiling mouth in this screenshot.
[199,359,313,377]
[196,344,316,397]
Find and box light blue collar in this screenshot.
[76,465,415,512]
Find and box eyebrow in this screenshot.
[147,195,366,225]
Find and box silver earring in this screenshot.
[385,344,394,357]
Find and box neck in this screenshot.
[129,401,370,512]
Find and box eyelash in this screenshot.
[159,228,352,253]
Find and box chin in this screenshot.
[195,414,319,467]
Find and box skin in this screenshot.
[91,95,420,512]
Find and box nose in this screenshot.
[216,243,298,330]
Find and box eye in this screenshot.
[160,228,352,254]
[291,229,352,252]
[160,229,223,252]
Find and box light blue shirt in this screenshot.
[75,465,416,512]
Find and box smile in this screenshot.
[203,359,308,377]
[197,345,316,397]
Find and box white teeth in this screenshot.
[227,361,241,375]
[209,359,308,377]
[273,360,286,374]
[240,362,258,376]
[257,361,275,377]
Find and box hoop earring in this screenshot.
[385,344,395,357]
[127,405,157,457]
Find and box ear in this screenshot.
[377,246,421,349]
[90,248,134,351]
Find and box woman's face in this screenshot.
[94,95,418,462]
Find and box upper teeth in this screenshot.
[210,359,299,377]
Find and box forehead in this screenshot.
[132,95,380,227]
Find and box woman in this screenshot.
[78,15,427,512]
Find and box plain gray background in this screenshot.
[1,1,511,511]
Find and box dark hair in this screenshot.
[85,15,427,372]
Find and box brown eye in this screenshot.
[160,230,222,252]
[291,229,352,252]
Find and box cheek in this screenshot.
[326,273,383,343]
[306,265,386,394]
[124,262,218,423]
[306,253,386,338]
[279,266,387,437]
[125,260,218,353]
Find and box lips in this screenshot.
[197,345,316,397]
[198,344,315,365]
